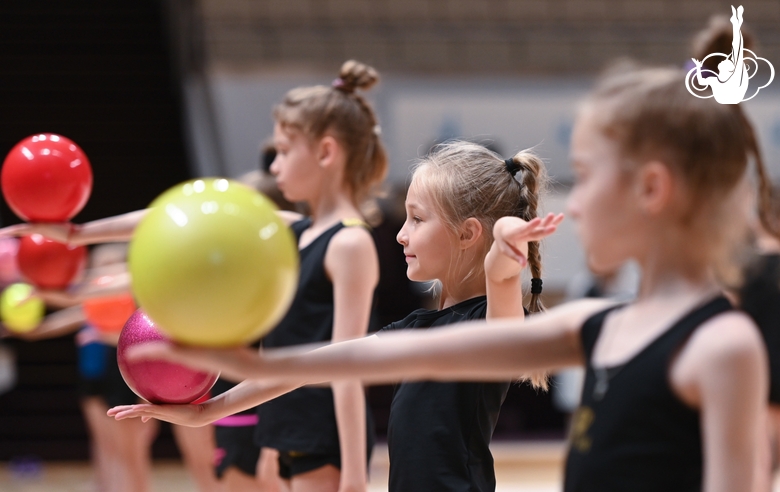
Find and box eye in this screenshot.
[412,215,423,224]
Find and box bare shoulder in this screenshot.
[328,224,376,258]
[686,311,765,362]
[324,224,378,278]
[672,310,768,407]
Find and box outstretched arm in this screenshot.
[3,305,85,341]
[107,379,302,426]
[0,208,303,245]
[0,209,148,245]
[125,299,609,386]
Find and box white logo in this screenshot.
[685,5,774,104]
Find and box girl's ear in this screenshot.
[636,161,674,216]
[459,218,483,250]
[317,135,341,169]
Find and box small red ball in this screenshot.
[2,133,93,222]
[17,234,87,290]
[117,309,218,404]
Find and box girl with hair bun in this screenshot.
[7,60,389,492]
[124,67,776,492]
[110,139,560,492]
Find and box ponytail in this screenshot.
[736,107,780,240]
[507,150,549,390]
[508,151,547,314]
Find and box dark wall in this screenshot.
[0,0,191,226]
[0,0,191,460]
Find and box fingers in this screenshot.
[503,213,563,242]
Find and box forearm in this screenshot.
[70,209,148,245]
[23,306,85,341]
[333,380,367,487]
[261,310,584,384]
[73,272,132,300]
[200,379,302,423]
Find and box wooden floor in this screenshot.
[0,441,776,492]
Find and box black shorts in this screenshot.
[277,451,341,480]
[214,424,261,478]
[103,347,140,408]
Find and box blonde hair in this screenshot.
[273,60,388,205]
[583,67,777,284]
[410,140,549,388]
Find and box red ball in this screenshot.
[2,133,93,222]
[17,234,87,289]
[117,309,218,404]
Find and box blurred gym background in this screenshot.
[0,0,778,486]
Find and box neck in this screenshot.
[635,245,719,303]
[438,271,487,310]
[307,187,360,226]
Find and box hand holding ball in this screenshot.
[117,309,218,404]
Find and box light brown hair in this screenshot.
[583,68,778,282]
[273,60,388,205]
[411,141,549,387]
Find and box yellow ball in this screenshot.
[129,178,298,347]
[1,283,44,333]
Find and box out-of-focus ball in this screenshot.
[117,309,218,404]
[83,293,136,333]
[0,238,20,286]
[128,178,298,347]
[1,134,93,222]
[0,283,44,333]
[17,234,87,289]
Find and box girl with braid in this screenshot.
[110,140,562,492]
[123,68,774,492]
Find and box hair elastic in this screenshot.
[332,78,345,88]
[504,158,521,177]
[530,278,543,295]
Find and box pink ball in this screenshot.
[117,309,218,404]
[0,238,20,286]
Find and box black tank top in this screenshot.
[740,253,780,403]
[256,218,375,454]
[564,296,732,492]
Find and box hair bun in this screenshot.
[336,60,379,94]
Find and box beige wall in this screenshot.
[198,0,780,74]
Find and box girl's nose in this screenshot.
[269,156,280,176]
[396,227,408,246]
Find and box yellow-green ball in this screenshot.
[1,283,44,333]
[129,178,298,347]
